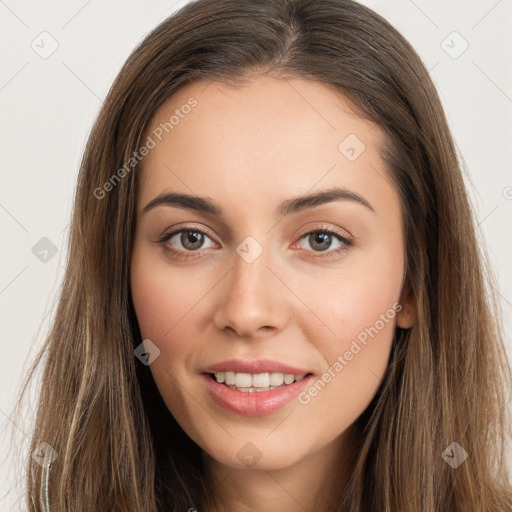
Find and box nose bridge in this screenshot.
[213,236,288,336]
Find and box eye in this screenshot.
[157,225,216,259]
[296,226,353,258]
[156,224,353,261]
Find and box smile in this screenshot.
[202,372,315,416]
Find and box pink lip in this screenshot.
[202,373,315,416]
[201,358,312,375]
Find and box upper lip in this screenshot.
[202,358,313,375]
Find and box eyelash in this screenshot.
[156,224,354,261]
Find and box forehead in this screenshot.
[137,75,396,218]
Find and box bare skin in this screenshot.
[130,74,415,512]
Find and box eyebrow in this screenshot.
[142,186,375,217]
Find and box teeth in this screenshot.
[224,371,236,385]
[232,386,275,393]
[213,371,307,389]
[284,374,295,384]
[252,373,269,387]
[270,373,284,386]
[235,373,252,388]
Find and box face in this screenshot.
[130,75,414,472]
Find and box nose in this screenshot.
[213,243,290,338]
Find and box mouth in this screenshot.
[206,371,313,392]
[202,371,316,416]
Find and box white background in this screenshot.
[1,0,511,509]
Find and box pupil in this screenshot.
[311,232,331,251]
[182,231,203,249]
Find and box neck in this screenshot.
[201,424,360,512]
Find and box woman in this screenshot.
[18,0,512,510]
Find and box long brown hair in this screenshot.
[14,0,512,510]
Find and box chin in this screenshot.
[200,434,308,471]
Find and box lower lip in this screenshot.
[202,373,315,416]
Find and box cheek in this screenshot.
[130,253,198,412]
[295,281,401,441]
[131,274,166,339]
[298,242,404,400]
[336,271,401,352]
[302,276,399,383]
[305,242,403,342]
[130,248,217,390]
[131,246,204,341]
[130,252,182,379]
